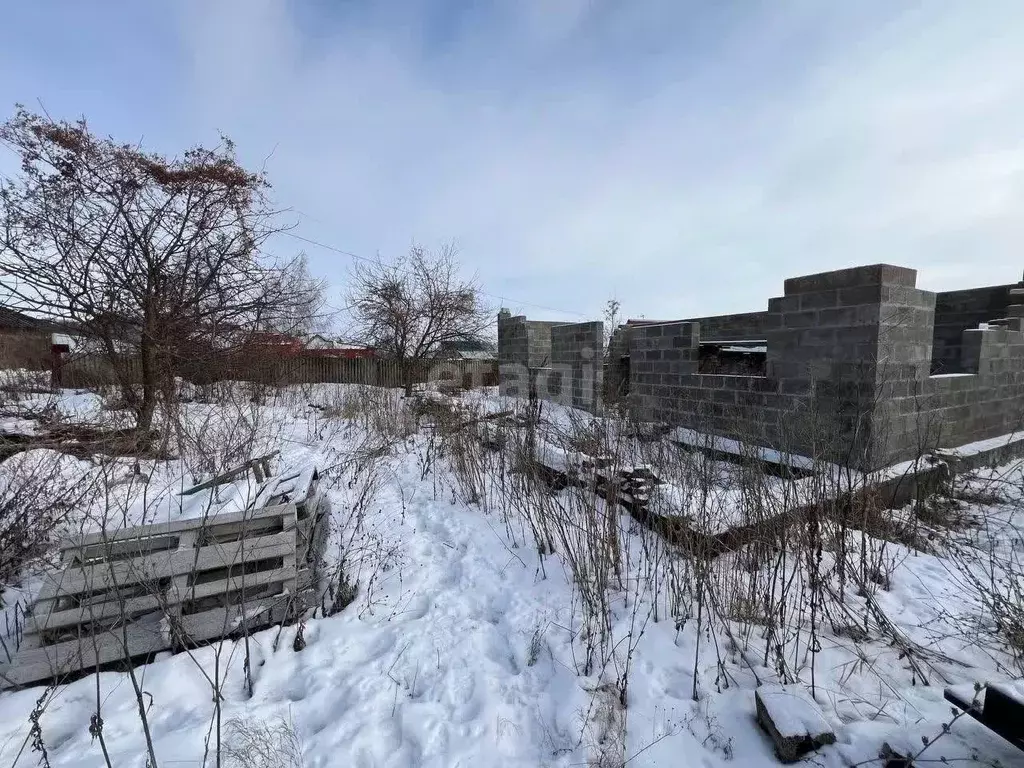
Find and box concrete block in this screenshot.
[837,284,885,307]
[818,306,858,327]
[799,291,839,311]
[781,310,818,329]
[749,377,778,393]
[712,389,737,404]
[784,264,916,295]
[768,295,801,314]
[754,684,836,763]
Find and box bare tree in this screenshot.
[346,243,490,394]
[602,297,621,356]
[270,253,331,338]
[0,107,325,435]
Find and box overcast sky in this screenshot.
[2,1,1023,326]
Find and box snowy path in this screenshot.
[0,442,591,767]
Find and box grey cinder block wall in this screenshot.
[499,265,1024,470]
[608,311,767,354]
[680,311,767,341]
[498,309,604,414]
[547,321,604,413]
[605,311,767,397]
[764,264,936,465]
[627,264,1024,470]
[498,309,562,370]
[931,283,1018,373]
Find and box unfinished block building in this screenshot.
[498,264,1024,470]
[497,309,604,413]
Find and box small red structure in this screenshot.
[248,332,305,357]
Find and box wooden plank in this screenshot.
[62,534,182,565]
[983,684,1024,751]
[312,512,329,564]
[187,513,294,546]
[16,633,42,651]
[179,451,279,496]
[178,587,312,643]
[297,509,329,568]
[25,594,164,636]
[944,687,981,715]
[35,555,302,625]
[12,572,316,688]
[64,503,296,550]
[295,516,314,561]
[168,565,309,609]
[29,547,306,635]
[166,529,197,638]
[0,623,169,689]
[37,532,296,603]
[62,503,296,551]
[945,686,1024,753]
[54,532,296,599]
[178,587,286,640]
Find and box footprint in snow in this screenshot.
[351,628,397,664]
[285,675,308,702]
[399,593,431,621]
[656,665,695,701]
[440,664,481,723]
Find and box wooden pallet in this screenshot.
[0,468,328,690]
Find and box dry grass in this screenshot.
[12,372,1018,767]
[222,711,305,768]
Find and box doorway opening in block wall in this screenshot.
[603,354,630,403]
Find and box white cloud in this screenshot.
[4,1,1024,323]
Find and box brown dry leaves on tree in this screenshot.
[0,106,324,433]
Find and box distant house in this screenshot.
[248,332,305,357]
[433,338,497,362]
[0,307,70,370]
[330,346,377,360]
[303,334,336,350]
[302,335,376,359]
[0,307,48,333]
[238,331,376,359]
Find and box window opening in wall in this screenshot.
[698,340,767,375]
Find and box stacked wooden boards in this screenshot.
[0,464,328,690]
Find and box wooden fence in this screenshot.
[0,331,51,371]
[60,354,499,390]
[0,468,327,690]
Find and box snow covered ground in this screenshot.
[0,384,1022,767]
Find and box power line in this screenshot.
[282,232,367,264]
[1,152,588,321]
[278,230,590,319]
